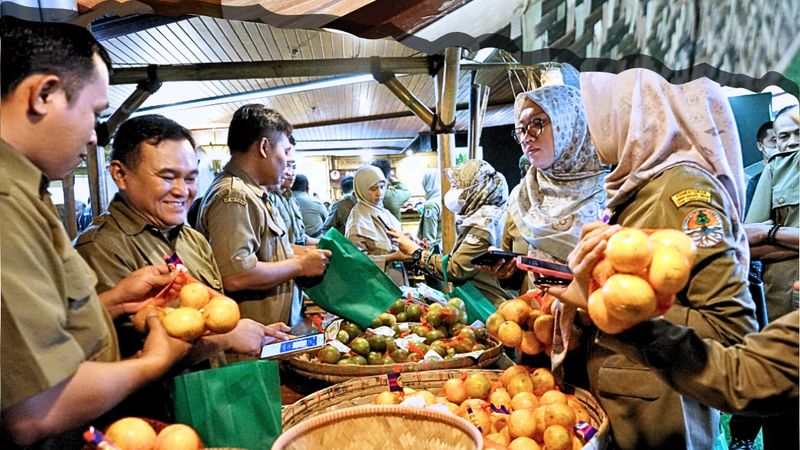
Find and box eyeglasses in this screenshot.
[512,117,549,144]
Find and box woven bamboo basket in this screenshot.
[281,369,609,449]
[273,405,482,450]
[287,337,504,383]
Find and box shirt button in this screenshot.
[778,197,785,204]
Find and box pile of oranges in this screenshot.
[485,290,557,356]
[132,282,240,341]
[589,228,696,334]
[373,366,593,450]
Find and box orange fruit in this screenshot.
[602,274,657,324]
[486,312,506,337]
[202,296,240,333]
[499,365,529,386]
[488,388,513,411]
[506,373,534,398]
[519,330,544,355]
[154,424,201,450]
[179,282,210,309]
[105,417,157,450]
[530,368,556,396]
[543,403,577,429]
[509,436,542,450]
[526,309,545,330]
[163,307,206,341]
[587,290,632,334]
[648,246,691,296]
[465,373,492,400]
[443,378,469,404]
[508,409,537,438]
[373,391,402,405]
[487,431,512,447]
[497,321,523,347]
[543,424,573,450]
[538,390,567,405]
[591,257,617,286]
[655,293,675,316]
[605,228,653,274]
[649,228,697,265]
[131,305,165,334]
[498,299,532,324]
[511,391,539,411]
[532,314,554,346]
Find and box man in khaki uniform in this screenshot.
[745,106,799,322]
[372,159,411,220]
[197,104,330,326]
[270,135,316,246]
[0,18,189,447]
[76,114,290,358]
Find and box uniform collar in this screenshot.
[107,193,183,238]
[222,160,267,200]
[0,139,51,198]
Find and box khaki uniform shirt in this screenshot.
[294,191,328,238]
[271,189,306,245]
[321,193,356,235]
[383,179,411,220]
[598,309,799,417]
[420,227,512,306]
[75,194,223,356]
[0,140,119,412]
[417,199,442,249]
[588,165,758,450]
[197,162,294,325]
[745,151,799,321]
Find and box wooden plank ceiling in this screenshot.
[98,14,519,153]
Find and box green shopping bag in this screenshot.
[172,360,282,449]
[442,254,496,323]
[302,228,401,328]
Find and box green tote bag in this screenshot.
[301,228,401,328]
[172,360,282,449]
[442,254,497,323]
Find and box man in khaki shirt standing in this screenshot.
[0,17,189,447]
[197,104,330,326]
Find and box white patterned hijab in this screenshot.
[509,85,609,262]
[448,160,508,246]
[580,69,748,265]
[346,165,402,252]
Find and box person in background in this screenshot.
[500,154,535,294]
[553,69,758,449]
[0,17,190,447]
[744,121,778,217]
[196,104,330,327]
[371,158,411,220]
[346,165,410,286]
[391,160,512,305]
[321,175,355,235]
[292,173,329,238]
[270,135,311,246]
[416,169,442,252]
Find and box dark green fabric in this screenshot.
[305,228,401,328]
[442,254,496,323]
[172,360,282,450]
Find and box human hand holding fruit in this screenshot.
[139,312,192,374]
[99,264,178,318]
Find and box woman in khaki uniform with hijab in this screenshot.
[391,160,512,305]
[346,165,410,286]
[554,69,758,449]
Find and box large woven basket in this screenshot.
[281,369,609,449]
[273,405,483,450]
[287,337,504,383]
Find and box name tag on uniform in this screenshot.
[670,189,711,208]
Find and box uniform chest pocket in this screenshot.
[62,253,98,311]
[772,186,799,209]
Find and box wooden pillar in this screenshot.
[435,47,461,254]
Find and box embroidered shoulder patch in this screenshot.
[682,208,724,248]
[464,234,480,245]
[223,197,247,206]
[671,189,711,208]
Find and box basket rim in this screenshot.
[272,405,483,450]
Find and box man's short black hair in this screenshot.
[227,104,293,154]
[370,159,392,178]
[111,115,196,168]
[756,121,774,143]
[0,16,112,100]
[340,175,354,194]
[292,174,310,192]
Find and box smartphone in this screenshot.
[515,256,573,280]
[471,250,522,267]
[260,333,325,360]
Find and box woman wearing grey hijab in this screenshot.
[346,165,409,286]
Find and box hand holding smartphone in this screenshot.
[515,256,573,286]
[470,250,522,267]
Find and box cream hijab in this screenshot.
[448,160,508,246]
[509,85,609,262]
[580,69,748,266]
[346,165,402,252]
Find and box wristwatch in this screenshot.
[411,248,423,265]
